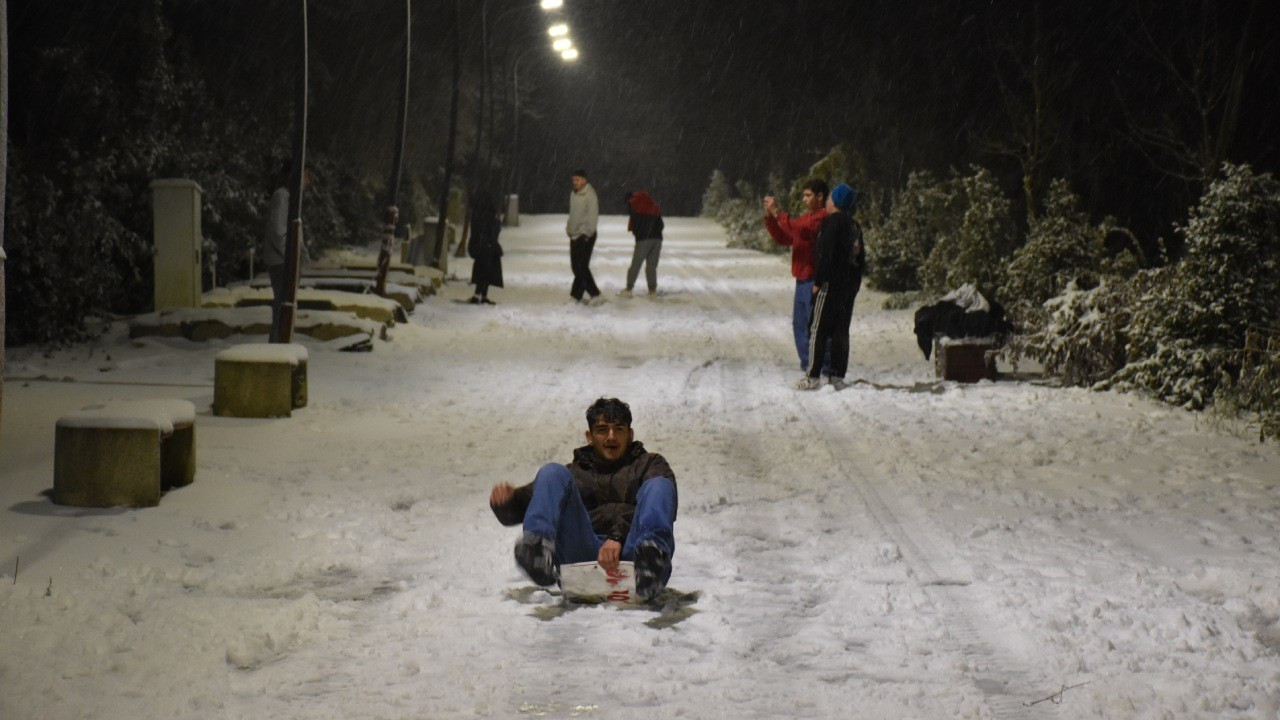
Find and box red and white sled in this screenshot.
[559,561,639,604]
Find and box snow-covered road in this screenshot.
[2,215,1277,719]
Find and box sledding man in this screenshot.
[489,397,677,602]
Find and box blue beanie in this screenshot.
[830,183,857,211]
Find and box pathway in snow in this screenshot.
[0,215,1277,719]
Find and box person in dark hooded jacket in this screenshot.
[466,190,504,304]
[489,397,677,601]
[619,191,665,297]
[797,182,864,391]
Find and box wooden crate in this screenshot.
[935,338,997,383]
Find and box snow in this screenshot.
[215,343,307,365]
[2,215,1278,719]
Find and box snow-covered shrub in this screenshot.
[1006,275,1149,387]
[1214,329,1280,440]
[918,167,1018,298]
[865,171,962,292]
[785,143,867,211]
[700,169,732,220]
[1000,179,1108,327]
[1106,163,1280,412]
[723,180,774,253]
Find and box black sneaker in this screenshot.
[634,541,670,602]
[514,532,558,586]
[467,296,482,304]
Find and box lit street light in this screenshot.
[561,48,579,61]
[552,38,572,51]
[548,23,568,37]
[539,0,563,9]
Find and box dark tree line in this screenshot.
[2,0,1277,345]
[2,0,497,345]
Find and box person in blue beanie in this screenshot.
[796,183,865,390]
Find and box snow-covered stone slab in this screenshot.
[129,306,384,346]
[214,343,308,418]
[241,275,421,312]
[54,399,197,508]
[201,286,405,325]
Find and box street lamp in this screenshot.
[548,23,568,37]
[540,0,563,9]
[561,48,579,61]
[552,38,572,51]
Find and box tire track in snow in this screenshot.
[671,243,1059,718]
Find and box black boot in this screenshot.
[514,532,558,586]
[634,541,670,602]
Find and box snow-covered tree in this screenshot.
[700,169,732,220]
[1107,163,1280,411]
[919,167,1018,298]
[1000,179,1108,325]
[865,170,962,292]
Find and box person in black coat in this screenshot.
[467,190,504,304]
[797,182,864,390]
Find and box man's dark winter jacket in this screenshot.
[490,441,676,541]
[813,212,865,292]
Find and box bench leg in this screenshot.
[161,423,196,490]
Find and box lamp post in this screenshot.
[375,0,411,296]
[276,0,309,344]
[503,22,577,212]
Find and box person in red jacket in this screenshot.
[764,178,829,372]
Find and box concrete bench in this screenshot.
[53,399,197,508]
[214,343,308,418]
[934,337,999,383]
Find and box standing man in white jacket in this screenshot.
[566,169,602,304]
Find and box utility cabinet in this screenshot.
[150,179,204,309]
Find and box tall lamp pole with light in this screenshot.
[375,0,411,297]
[505,16,578,219]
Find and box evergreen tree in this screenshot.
[1108,163,1280,409]
[919,167,1018,297]
[865,170,961,292]
[1000,179,1108,326]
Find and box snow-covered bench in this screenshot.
[53,399,197,508]
[214,343,309,418]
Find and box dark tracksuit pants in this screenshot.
[806,277,861,380]
[569,234,600,300]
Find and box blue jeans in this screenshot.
[793,280,831,373]
[523,463,675,584]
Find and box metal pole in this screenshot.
[455,0,488,259]
[432,0,462,268]
[376,0,411,296]
[1,0,8,435]
[277,0,308,344]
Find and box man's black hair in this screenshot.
[586,397,631,428]
[572,169,588,179]
[802,178,829,199]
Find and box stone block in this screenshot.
[214,343,309,418]
[53,399,197,508]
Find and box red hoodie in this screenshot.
[764,208,827,282]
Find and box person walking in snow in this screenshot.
[489,397,677,602]
[764,178,830,373]
[566,169,602,305]
[619,190,665,298]
[261,160,311,342]
[796,183,864,391]
[466,190,504,305]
